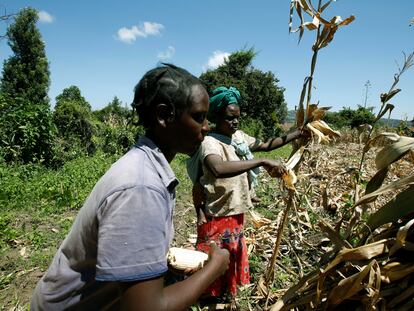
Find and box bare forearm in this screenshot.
[121,262,223,311]
[257,129,301,151]
[163,261,223,310]
[207,158,265,178]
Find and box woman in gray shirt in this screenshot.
[31,64,229,311]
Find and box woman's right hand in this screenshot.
[207,242,229,275]
[262,159,287,178]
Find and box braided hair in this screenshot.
[132,63,204,128]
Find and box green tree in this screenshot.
[200,48,287,138]
[1,8,49,104]
[55,85,91,111]
[0,8,53,163]
[324,106,376,129]
[93,97,137,156]
[93,96,131,124]
[53,86,95,157]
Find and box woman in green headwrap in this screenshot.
[187,86,307,304]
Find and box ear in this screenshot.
[155,103,175,127]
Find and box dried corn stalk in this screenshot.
[269,133,414,310]
[289,0,355,48]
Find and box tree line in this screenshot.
[3,7,407,168]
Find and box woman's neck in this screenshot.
[211,129,232,138]
[145,131,176,163]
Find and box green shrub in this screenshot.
[324,106,376,129]
[0,95,55,164]
[53,100,96,153]
[95,122,138,156]
[240,117,265,140]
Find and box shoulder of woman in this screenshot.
[232,130,244,141]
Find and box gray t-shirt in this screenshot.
[31,137,178,310]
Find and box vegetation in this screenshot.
[1,3,414,310]
[1,8,49,105]
[324,105,376,129]
[0,8,53,164]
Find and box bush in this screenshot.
[0,95,54,164]
[53,100,96,157]
[95,122,138,156]
[240,117,265,140]
[324,106,376,129]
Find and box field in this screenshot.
[1,128,413,310]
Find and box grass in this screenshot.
[0,152,120,308]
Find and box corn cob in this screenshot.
[167,247,208,271]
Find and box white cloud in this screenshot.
[116,22,164,44]
[157,46,175,59]
[203,50,230,70]
[38,10,54,24]
[142,22,163,36]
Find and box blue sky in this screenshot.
[1,0,413,120]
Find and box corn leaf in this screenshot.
[381,261,414,283]
[315,15,355,50]
[390,218,414,256]
[374,103,395,122]
[367,185,414,230]
[297,0,314,16]
[286,146,305,169]
[322,239,392,273]
[296,78,306,127]
[365,168,388,194]
[320,0,335,13]
[249,210,272,229]
[304,16,320,30]
[355,173,414,206]
[363,132,400,153]
[316,239,392,302]
[390,219,414,256]
[376,136,414,170]
[380,88,401,104]
[327,260,380,307]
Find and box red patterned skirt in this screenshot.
[196,213,250,297]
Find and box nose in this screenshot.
[201,118,210,134]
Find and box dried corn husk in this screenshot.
[306,120,340,143]
[311,120,341,138]
[268,146,305,190]
[167,247,208,271]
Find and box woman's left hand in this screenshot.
[262,159,287,178]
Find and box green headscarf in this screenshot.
[208,86,241,121]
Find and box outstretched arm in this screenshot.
[204,154,285,179]
[254,129,302,152]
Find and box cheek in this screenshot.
[180,120,201,139]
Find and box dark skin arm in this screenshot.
[253,129,302,152]
[121,243,229,311]
[193,181,207,225]
[204,154,286,179]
